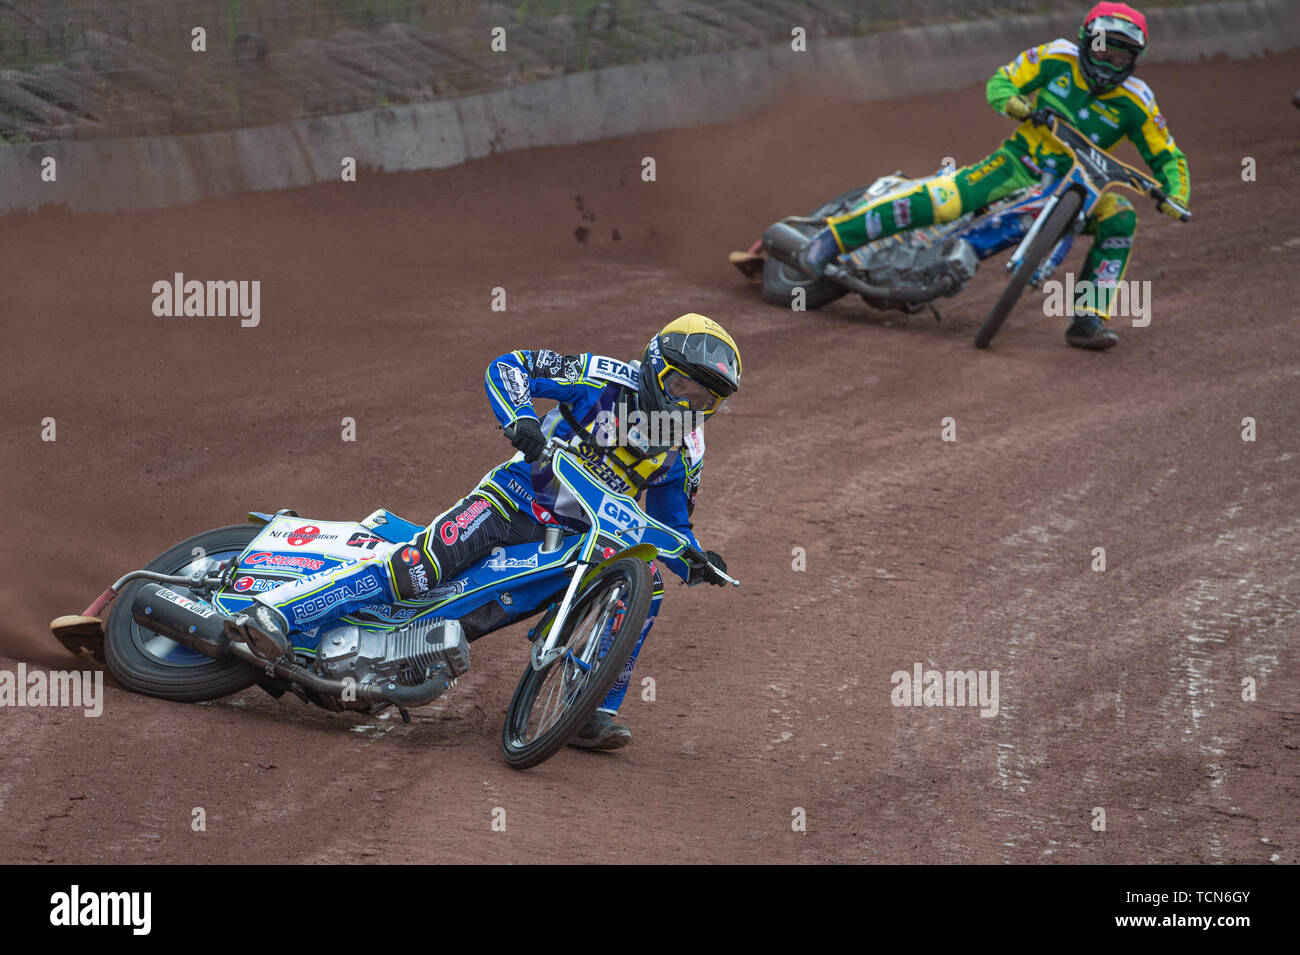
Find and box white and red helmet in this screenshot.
[1078,2,1148,93]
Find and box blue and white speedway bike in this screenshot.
[50,435,738,769]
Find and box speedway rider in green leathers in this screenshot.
[797,2,1189,350]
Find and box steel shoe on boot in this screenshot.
[1066,314,1119,350]
[568,709,632,751]
[223,601,292,661]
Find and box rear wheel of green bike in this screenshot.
[761,185,874,310]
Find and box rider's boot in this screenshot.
[797,227,841,278]
[568,572,660,752]
[1065,313,1119,350]
[568,709,632,751]
[223,600,292,661]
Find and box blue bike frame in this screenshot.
[218,439,734,664]
[882,112,1189,291]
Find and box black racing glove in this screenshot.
[1029,106,1056,128]
[689,550,728,587]
[503,417,546,463]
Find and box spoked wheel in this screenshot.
[975,188,1083,349]
[502,557,653,769]
[761,185,874,310]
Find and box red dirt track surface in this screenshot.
[1,52,1297,864]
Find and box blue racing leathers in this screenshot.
[483,349,709,714]
[483,349,705,575]
[250,349,709,716]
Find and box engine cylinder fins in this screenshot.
[313,617,470,689]
[390,616,471,679]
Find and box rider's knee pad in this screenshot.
[925,174,963,223]
[388,541,439,600]
[1089,193,1137,237]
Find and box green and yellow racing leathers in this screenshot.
[826,38,1189,321]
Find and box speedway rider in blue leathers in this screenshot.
[225,314,742,750]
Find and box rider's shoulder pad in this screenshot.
[1117,76,1157,111]
[1043,38,1078,59]
[585,354,639,388]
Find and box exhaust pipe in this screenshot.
[763,220,954,302]
[824,263,955,302]
[131,584,232,660]
[132,584,453,709]
[761,222,813,268]
[227,643,452,708]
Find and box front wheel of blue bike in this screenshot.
[501,557,653,769]
[975,187,1083,349]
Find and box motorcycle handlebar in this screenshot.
[1028,105,1059,128]
[681,545,740,588]
[1029,106,1190,222]
[542,437,739,587]
[1150,186,1192,222]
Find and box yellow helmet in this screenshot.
[638,313,741,423]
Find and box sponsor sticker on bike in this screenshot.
[297,576,382,623]
[155,587,217,618]
[243,552,327,572]
[260,519,384,562]
[232,575,292,594]
[346,531,384,550]
[598,494,644,542]
[263,524,341,547]
[485,548,540,571]
[350,604,423,624]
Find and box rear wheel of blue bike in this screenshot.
[104,525,259,702]
[502,557,653,769]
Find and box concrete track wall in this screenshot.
[2,0,1295,214]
